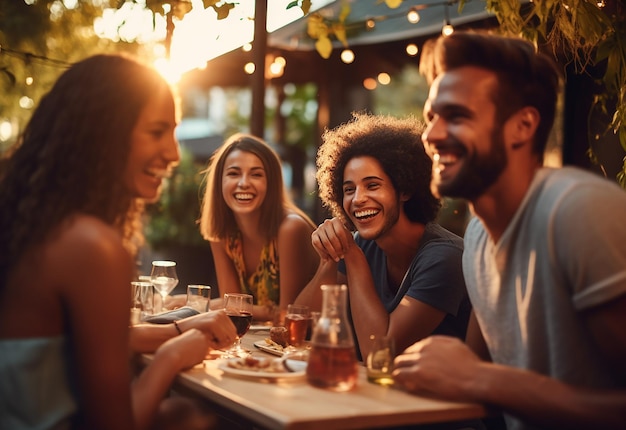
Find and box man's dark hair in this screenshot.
[420,31,561,158]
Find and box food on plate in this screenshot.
[263,337,286,352]
[226,356,287,373]
[269,326,288,347]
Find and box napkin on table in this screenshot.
[143,306,200,324]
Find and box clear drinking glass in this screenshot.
[130,281,155,325]
[366,335,395,386]
[222,293,253,358]
[150,260,178,312]
[186,285,211,312]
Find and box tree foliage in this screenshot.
[0,0,139,150]
[485,0,626,186]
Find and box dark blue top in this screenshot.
[339,223,471,341]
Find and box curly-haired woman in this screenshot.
[0,54,235,430]
[200,133,319,321]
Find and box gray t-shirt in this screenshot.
[463,167,626,430]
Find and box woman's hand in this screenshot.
[177,309,237,350]
[154,328,211,371]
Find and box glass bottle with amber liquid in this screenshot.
[306,284,358,391]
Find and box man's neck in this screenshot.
[471,164,542,243]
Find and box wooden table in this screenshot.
[143,327,487,430]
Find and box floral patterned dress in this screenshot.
[225,231,280,307]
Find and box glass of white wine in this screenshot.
[150,260,178,312]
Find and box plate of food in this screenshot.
[253,339,288,356]
[218,356,306,380]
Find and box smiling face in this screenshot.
[221,149,268,216]
[124,87,180,202]
[422,66,507,201]
[342,156,402,240]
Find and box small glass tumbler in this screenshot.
[366,335,395,386]
[130,281,155,325]
[186,285,211,312]
[285,304,310,348]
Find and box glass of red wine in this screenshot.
[223,293,253,357]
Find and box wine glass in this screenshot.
[150,260,179,312]
[223,293,253,358]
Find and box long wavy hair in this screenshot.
[316,112,440,230]
[0,54,172,288]
[199,133,315,241]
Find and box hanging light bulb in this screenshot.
[442,4,454,36]
[377,72,391,85]
[406,43,419,56]
[25,76,33,85]
[365,18,376,30]
[407,8,420,24]
[341,49,355,64]
[244,62,255,75]
[363,77,377,90]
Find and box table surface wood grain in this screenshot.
[142,326,487,430]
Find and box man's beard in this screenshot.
[432,128,507,201]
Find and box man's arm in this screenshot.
[393,294,626,429]
[465,311,491,361]
[294,218,351,311]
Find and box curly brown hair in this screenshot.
[316,112,440,229]
[0,54,171,287]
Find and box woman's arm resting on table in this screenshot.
[132,329,210,430]
[130,310,237,353]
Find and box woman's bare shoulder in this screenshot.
[279,212,315,236]
[48,214,131,275]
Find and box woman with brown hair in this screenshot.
[200,133,319,321]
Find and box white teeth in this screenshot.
[147,169,171,179]
[354,209,379,218]
[438,154,458,164]
[235,193,253,200]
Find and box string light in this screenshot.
[341,48,355,64]
[0,46,71,68]
[244,62,255,74]
[406,43,419,56]
[442,3,454,36]
[407,5,427,24]
[407,8,420,24]
[377,72,391,85]
[363,77,377,90]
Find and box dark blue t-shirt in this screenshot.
[339,223,471,340]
